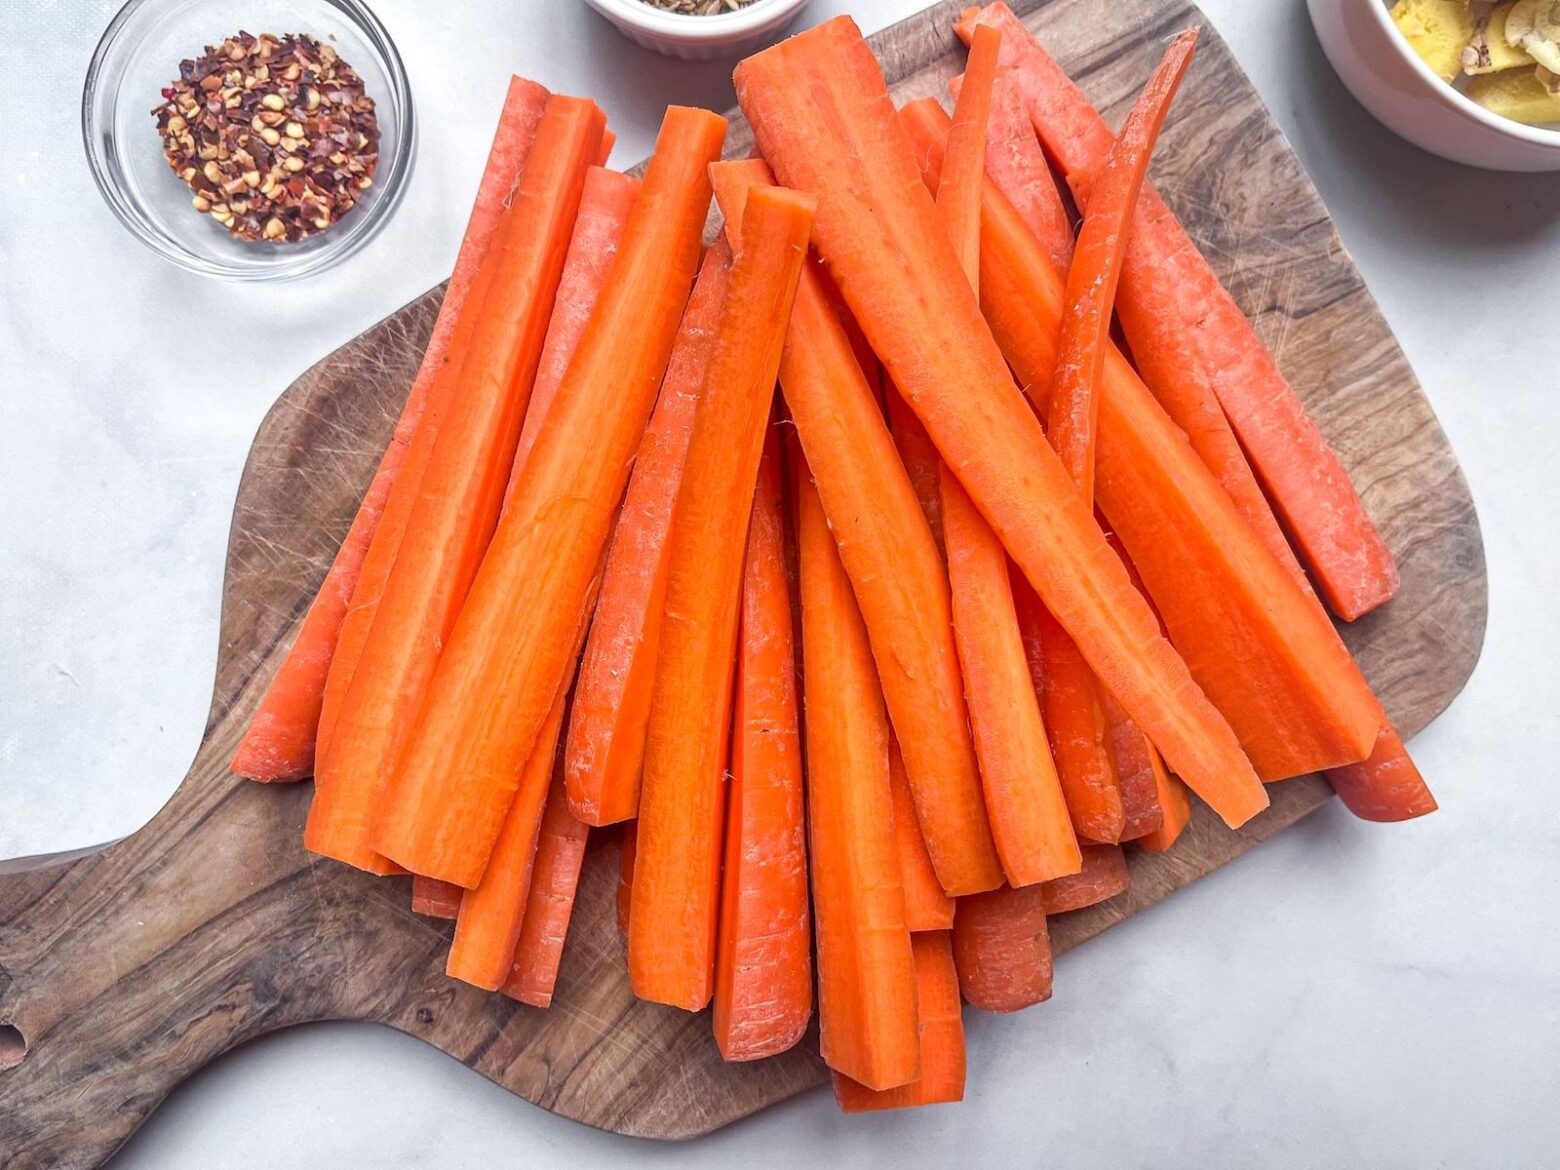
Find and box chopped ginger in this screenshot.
[1463,1,1536,73]
[1467,65,1560,119]
[1392,0,1478,81]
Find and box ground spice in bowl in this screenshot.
[152,32,380,243]
[638,0,759,15]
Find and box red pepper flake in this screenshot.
[152,31,380,244]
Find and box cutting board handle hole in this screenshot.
[0,1023,27,1070]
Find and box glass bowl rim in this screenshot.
[81,0,417,282]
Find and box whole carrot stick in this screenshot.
[411,875,462,919]
[447,690,568,989]
[710,159,1002,897]
[734,18,1267,829]
[951,884,1053,1012]
[509,167,640,485]
[900,98,1380,783]
[369,107,727,888]
[1041,842,1130,914]
[500,768,591,1008]
[306,96,605,875]
[833,932,965,1112]
[1047,29,1196,502]
[889,736,955,932]
[565,241,734,827]
[231,77,549,783]
[950,70,1074,270]
[712,428,812,1060]
[956,2,1399,621]
[794,446,920,1092]
[932,46,1082,888]
[629,185,813,1011]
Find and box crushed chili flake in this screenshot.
[153,31,380,244]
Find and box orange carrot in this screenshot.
[447,691,568,989]
[937,22,1002,280]
[886,384,946,554]
[1104,691,1167,841]
[950,70,1074,269]
[900,98,1380,784]
[564,241,733,827]
[1041,842,1129,914]
[735,18,1267,829]
[1015,583,1123,844]
[889,736,955,932]
[509,166,640,484]
[616,822,636,935]
[711,159,1001,897]
[957,2,1399,621]
[794,448,920,1091]
[713,429,812,1060]
[1047,30,1195,501]
[629,186,813,1011]
[951,884,1053,1012]
[306,96,605,874]
[932,23,1079,889]
[833,932,965,1111]
[231,77,549,783]
[411,875,463,919]
[1136,767,1193,853]
[369,107,727,887]
[500,768,591,1008]
[596,128,616,166]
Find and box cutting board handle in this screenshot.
[0,763,338,1169]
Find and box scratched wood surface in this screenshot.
[0,0,1485,1164]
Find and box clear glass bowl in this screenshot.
[83,0,415,281]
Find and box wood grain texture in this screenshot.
[0,0,1484,1163]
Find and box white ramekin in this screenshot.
[1308,0,1560,171]
[582,0,810,60]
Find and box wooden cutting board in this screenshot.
[0,0,1485,1163]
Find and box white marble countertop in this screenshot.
[3,0,1556,1165]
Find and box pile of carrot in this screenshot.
[232,6,1435,1114]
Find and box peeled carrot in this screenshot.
[930,25,1079,890]
[794,449,920,1091]
[629,186,813,1011]
[447,691,568,989]
[616,822,636,935]
[1136,767,1193,853]
[565,241,733,827]
[1041,842,1129,914]
[509,166,640,484]
[1022,590,1124,843]
[885,384,945,553]
[901,98,1380,783]
[306,96,605,874]
[1104,691,1167,841]
[369,106,727,887]
[711,158,1000,897]
[1047,29,1195,502]
[951,884,1053,1012]
[231,77,549,783]
[411,875,462,919]
[833,932,965,1111]
[501,769,591,1008]
[735,18,1267,830]
[950,70,1074,269]
[713,429,812,1060]
[957,2,1399,621]
[937,22,1002,279]
[889,737,955,932]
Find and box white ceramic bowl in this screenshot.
[582,0,809,60]
[1308,0,1560,171]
